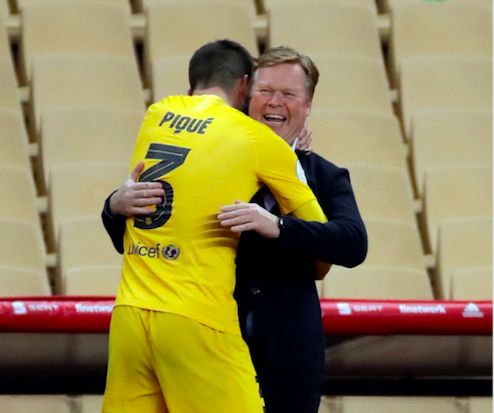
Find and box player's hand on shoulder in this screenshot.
[109,161,165,217]
[218,201,280,238]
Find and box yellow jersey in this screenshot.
[116,95,325,335]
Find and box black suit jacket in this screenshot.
[234,150,367,377]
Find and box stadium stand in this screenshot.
[388,2,492,82]
[0,0,491,409]
[310,110,408,172]
[19,1,135,82]
[267,3,382,59]
[399,56,492,137]
[436,218,492,300]
[410,110,492,196]
[422,166,492,253]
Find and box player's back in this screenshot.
[117,94,311,335]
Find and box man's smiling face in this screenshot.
[248,62,312,145]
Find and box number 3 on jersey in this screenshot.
[134,143,191,230]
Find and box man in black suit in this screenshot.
[217,47,367,413]
[102,46,367,413]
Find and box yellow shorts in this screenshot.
[102,306,265,413]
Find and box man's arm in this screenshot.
[101,162,164,254]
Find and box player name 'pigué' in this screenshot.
[159,111,214,135]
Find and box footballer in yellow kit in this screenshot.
[103,94,327,413]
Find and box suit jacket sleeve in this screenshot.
[277,152,367,268]
[101,192,126,254]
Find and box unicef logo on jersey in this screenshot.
[127,242,180,261]
[162,244,180,260]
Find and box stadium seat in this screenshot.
[56,217,122,294]
[30,54,145,131]
[47,162,128,243]
[20,1,135,81]
[0,218,46,273]
[0,395,72,413]
[137,0,256,13]
[151,56,189,102]
[75,394,105,413]
[468,397,493,413]
[0,9,11,59]
[145,0,258,83]
[310,55,392,113]
[436,218,492,299]
[310,110,407,171]
[450,267,492,301]
[382,0,492,12]
[322,266,433,300]
[0,57,21,113]
[17,0,131,14]
[423,166,492,252]
[399,56,492,137]
[62,265,121,296]
[410,110,492,196]
[362,218,426,272]
[345,165,416,224]
[39,108,143,187]
[318,396,339,413]
[0,165,40,225]
[389,2,492,81]
[340,396,462,413]
[264,0,377,14]
[0,109,31,170]
[267,4,382,59]
[0,266,50,296]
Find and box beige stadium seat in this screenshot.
[468,397,493,413]
[63,265,121,295]
[0,395,72,413]
[450,267,492,301]
[75,395,105,413]
[311,55,392,113]
[399,56,492,137]
[383,0,492,12]
[436,218,492,299]
[20,1,135,80]
[423,166,492,252]
[151,56,189,102]
[389,3,492,81]
[0,218,46,273]
[341,396,461,413]
[137,0,256,13]
[31,54,145,130]
[0,266,51,296]
[318,396,340,413]
[264,0,377,13]
[39,108,143,186]
[47,162,128,242]
[0,10,11,59]
[346,165,416,224]
[268,4,382,59]
[323,266,433,299]
[0,57,21,113]
[411,110,492,197]
[145,0,258,82]
[363,218,426,272]
[17,0,131,14]
[0,109,31,170]
[57,217,122,294]
[310,110,407,171]
[0,165,39,225]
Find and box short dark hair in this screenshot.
[189,39,254,93]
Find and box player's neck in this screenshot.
[192,87,231,106]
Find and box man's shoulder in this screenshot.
[296,150,348,177]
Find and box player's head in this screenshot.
[248,46,319,145]
[188,39,254,109]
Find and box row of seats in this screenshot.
[0,394,491,413]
